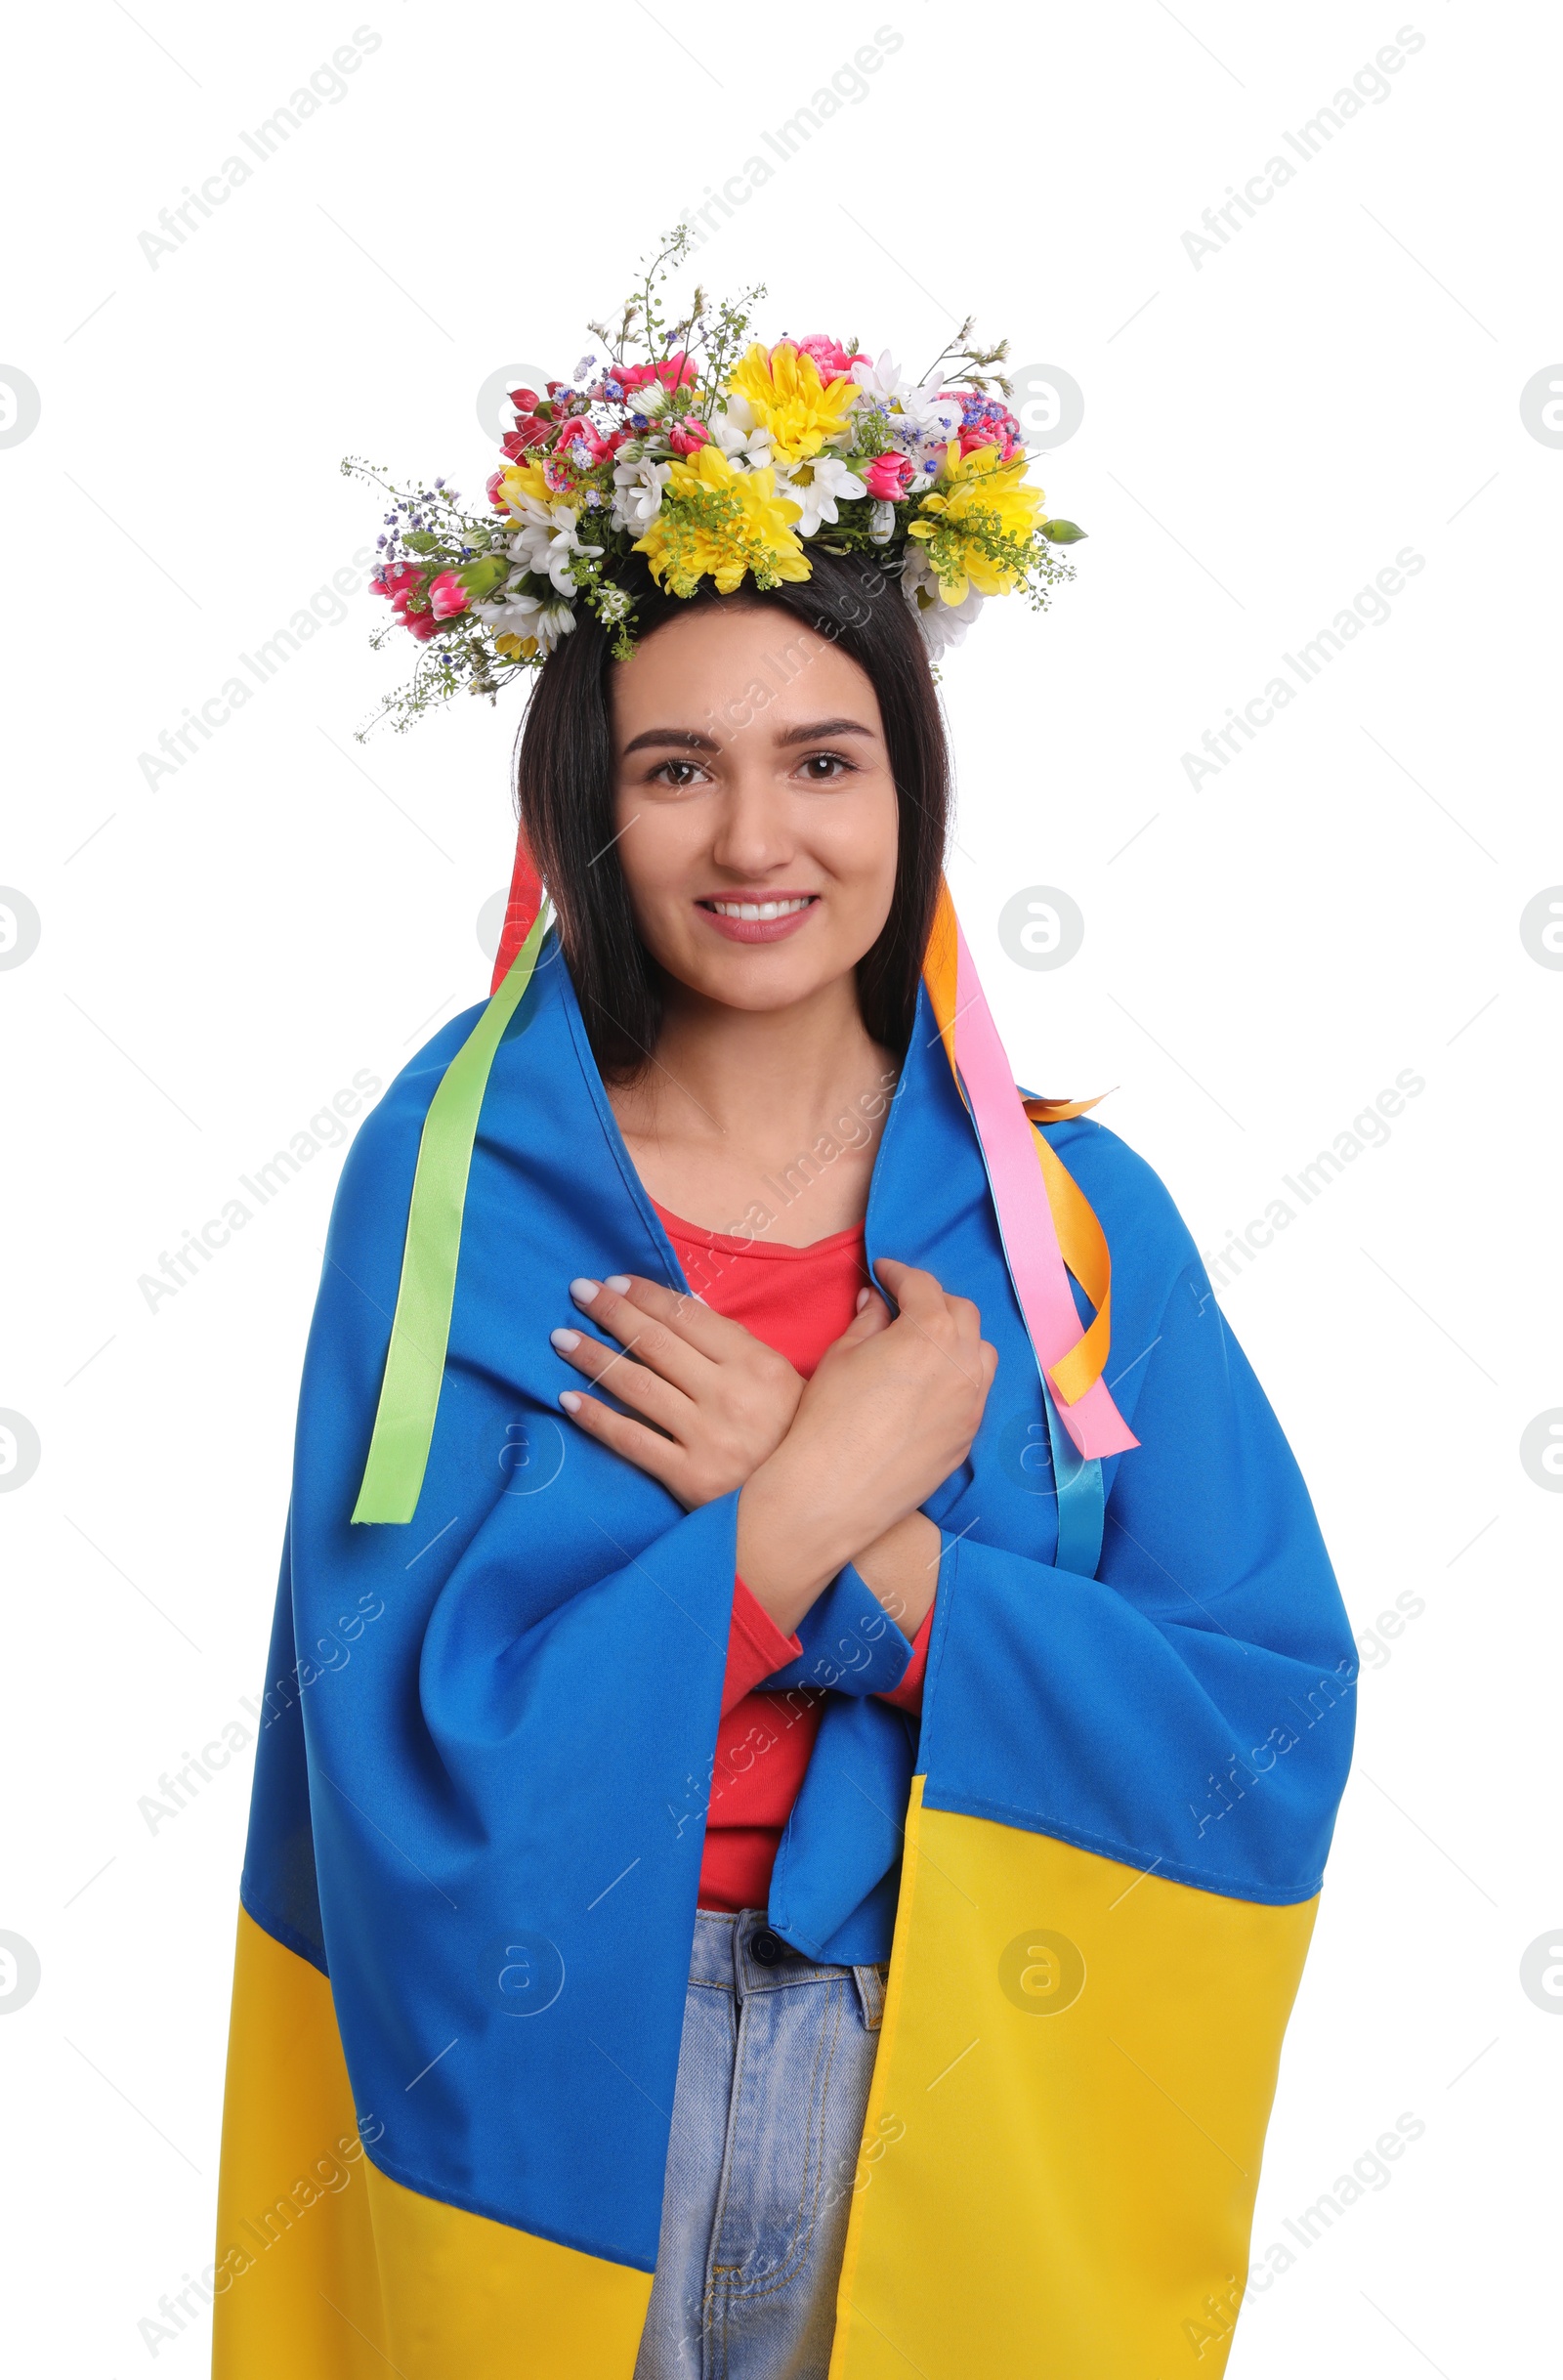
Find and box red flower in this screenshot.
[404,611,444,641]
[374,562,423,613]
[507,387,540,411]
[667,418,711,455]
[617,352,698,393]
[486,468,509,510]
[428,571,469,621]
[863,451,916,500]
[501,412,552,458]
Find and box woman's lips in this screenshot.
[696,894,820,945]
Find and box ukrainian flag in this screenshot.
[215,898,1354,2374]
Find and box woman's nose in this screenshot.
[708,781,794,876]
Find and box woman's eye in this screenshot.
[798,751,853,782]
[651,759,706,788]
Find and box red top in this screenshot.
[652,1203,935,1913]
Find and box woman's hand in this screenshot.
[736,1260,996,1636]
[552,1273,804,1509]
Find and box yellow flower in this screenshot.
[907,443,1047,604]
[493,631,538,660]
[725,341,860,464]
[634,444,810,597]
[493,458,553,511]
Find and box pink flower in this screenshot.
[553,417,612,468]
[617,352,698,393]
[862,451,916,500]
[486,468,509,510]
[404,611,444,641]
[428,571,468,621]
[946,392,1026,461]
[956,420,1012,457]
[792,334,868,384]
[507,386,540,411]
[667,417,710,455]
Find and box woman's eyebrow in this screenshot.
[620,727,722,755]
[619,716,876,757]
[772,717,876,747]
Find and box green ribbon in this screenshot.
[351,909,551,1525]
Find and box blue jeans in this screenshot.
[634,1909,887,2380]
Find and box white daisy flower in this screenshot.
[506,504,604,596]
[527,599,576,652]
[900,383,963,444]
[476,591,576,652]
[708,393,774,471]
[611,455,672,533]
[476,590,543,631]
[853,353,961,471]
[773,452,867,535]
[495,484,552,530]
[901,548,985,657]
[851,350,913,407]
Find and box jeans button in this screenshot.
[749,1927,783,1966]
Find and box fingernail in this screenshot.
[550,1328,580,1353]
[605,1274,632,1294]
[855,1288,869,1311]
[559,1390,582,1414]
[570,1277,600,1304]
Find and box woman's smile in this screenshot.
[696,890,821,943]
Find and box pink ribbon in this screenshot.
[951,915,1138,1460]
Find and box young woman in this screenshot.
[215,312,1355,2380]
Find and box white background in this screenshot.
[2,1,1559,2370]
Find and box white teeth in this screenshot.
[709,897,812,920]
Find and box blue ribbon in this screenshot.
[1041,1375,1105,1578]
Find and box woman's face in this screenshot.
[608,602,900,1015]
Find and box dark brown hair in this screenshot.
[514,547,950,1080]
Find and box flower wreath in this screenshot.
[344,230,1084,736]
